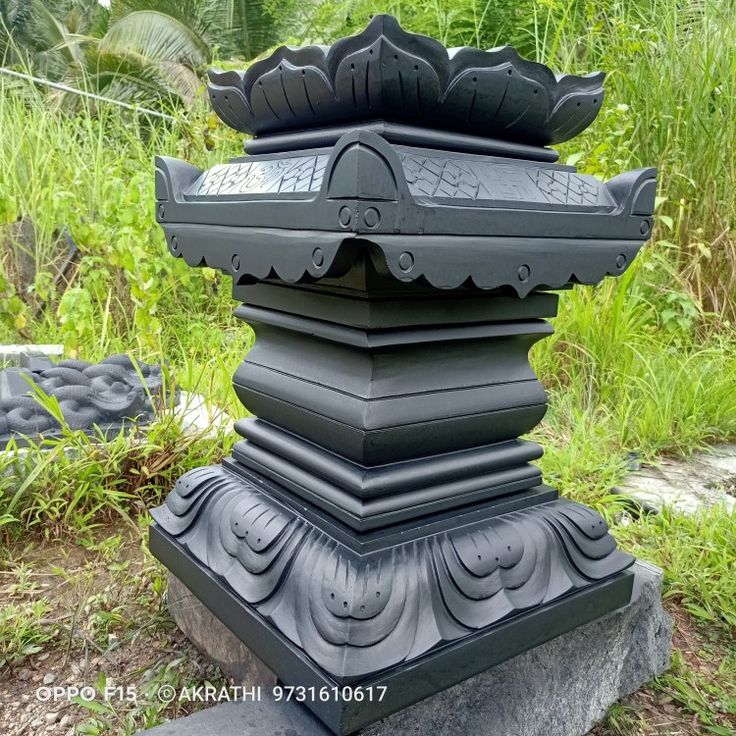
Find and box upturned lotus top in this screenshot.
[208,14,605,147]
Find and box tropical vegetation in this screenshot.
[0,0,735,734]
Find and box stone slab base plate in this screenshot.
[139,560,670,736]
[166,573,277,687]
[149,524,660,734]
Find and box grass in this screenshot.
[600,703,647,736]
[0,80,245,360]
[0,523,230,735]
[0,400,237,541]
[551,0,736,323]
[656,649,736,735]
[0,599,54,669]
[1,0,736,734]
[618,506,736,634]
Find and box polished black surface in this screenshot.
[207,15,605,147]
[151,521,634,734]
[150,14,655,735]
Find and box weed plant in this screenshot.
[0,2,735,728]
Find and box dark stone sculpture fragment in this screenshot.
[149,14,656,735]
[0,353,166,445]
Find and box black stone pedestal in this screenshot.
[150,267,637,731]
[148,14,656,736]
[151,512,633,733]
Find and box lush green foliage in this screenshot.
[0,598,53,668]
[620,505,736,633]
[1,3,736,732]
[0,0,291,106]
[0,411,234,537]
[0,86,253,367]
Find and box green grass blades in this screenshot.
[0,413,233,541]
[0,599,55,668]
[0,80,242,359]
[654,649,736,735]
[618,505,736,636]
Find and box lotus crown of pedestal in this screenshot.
[207,14,605,147]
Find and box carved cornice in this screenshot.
[151,464,634,681]
[154,131,657,297]
[208,15,604,147]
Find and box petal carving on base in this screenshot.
[152,464,634,680]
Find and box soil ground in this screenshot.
[1,523,734,736]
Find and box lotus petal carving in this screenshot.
[207,15,604,146]
[151,464,634,680]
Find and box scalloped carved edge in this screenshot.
[152,464,634,680]
[159,227,647,298]
[153,132,657,297]
[207,14,604,146]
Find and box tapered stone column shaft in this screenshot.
[228,275,557,529]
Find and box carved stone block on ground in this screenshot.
[0,353,171,446]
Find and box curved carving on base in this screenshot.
[152,464,634,680]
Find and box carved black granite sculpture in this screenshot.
[0,353,166,446]
[149,15,656,735]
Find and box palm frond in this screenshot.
[227,0,282,59]
[27,0,85,64]
[59,46,191,106]
[100,11,211,67]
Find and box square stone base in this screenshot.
[166,574,277,688]
[152,560,671,736]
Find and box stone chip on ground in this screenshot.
[615,444,736,514]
